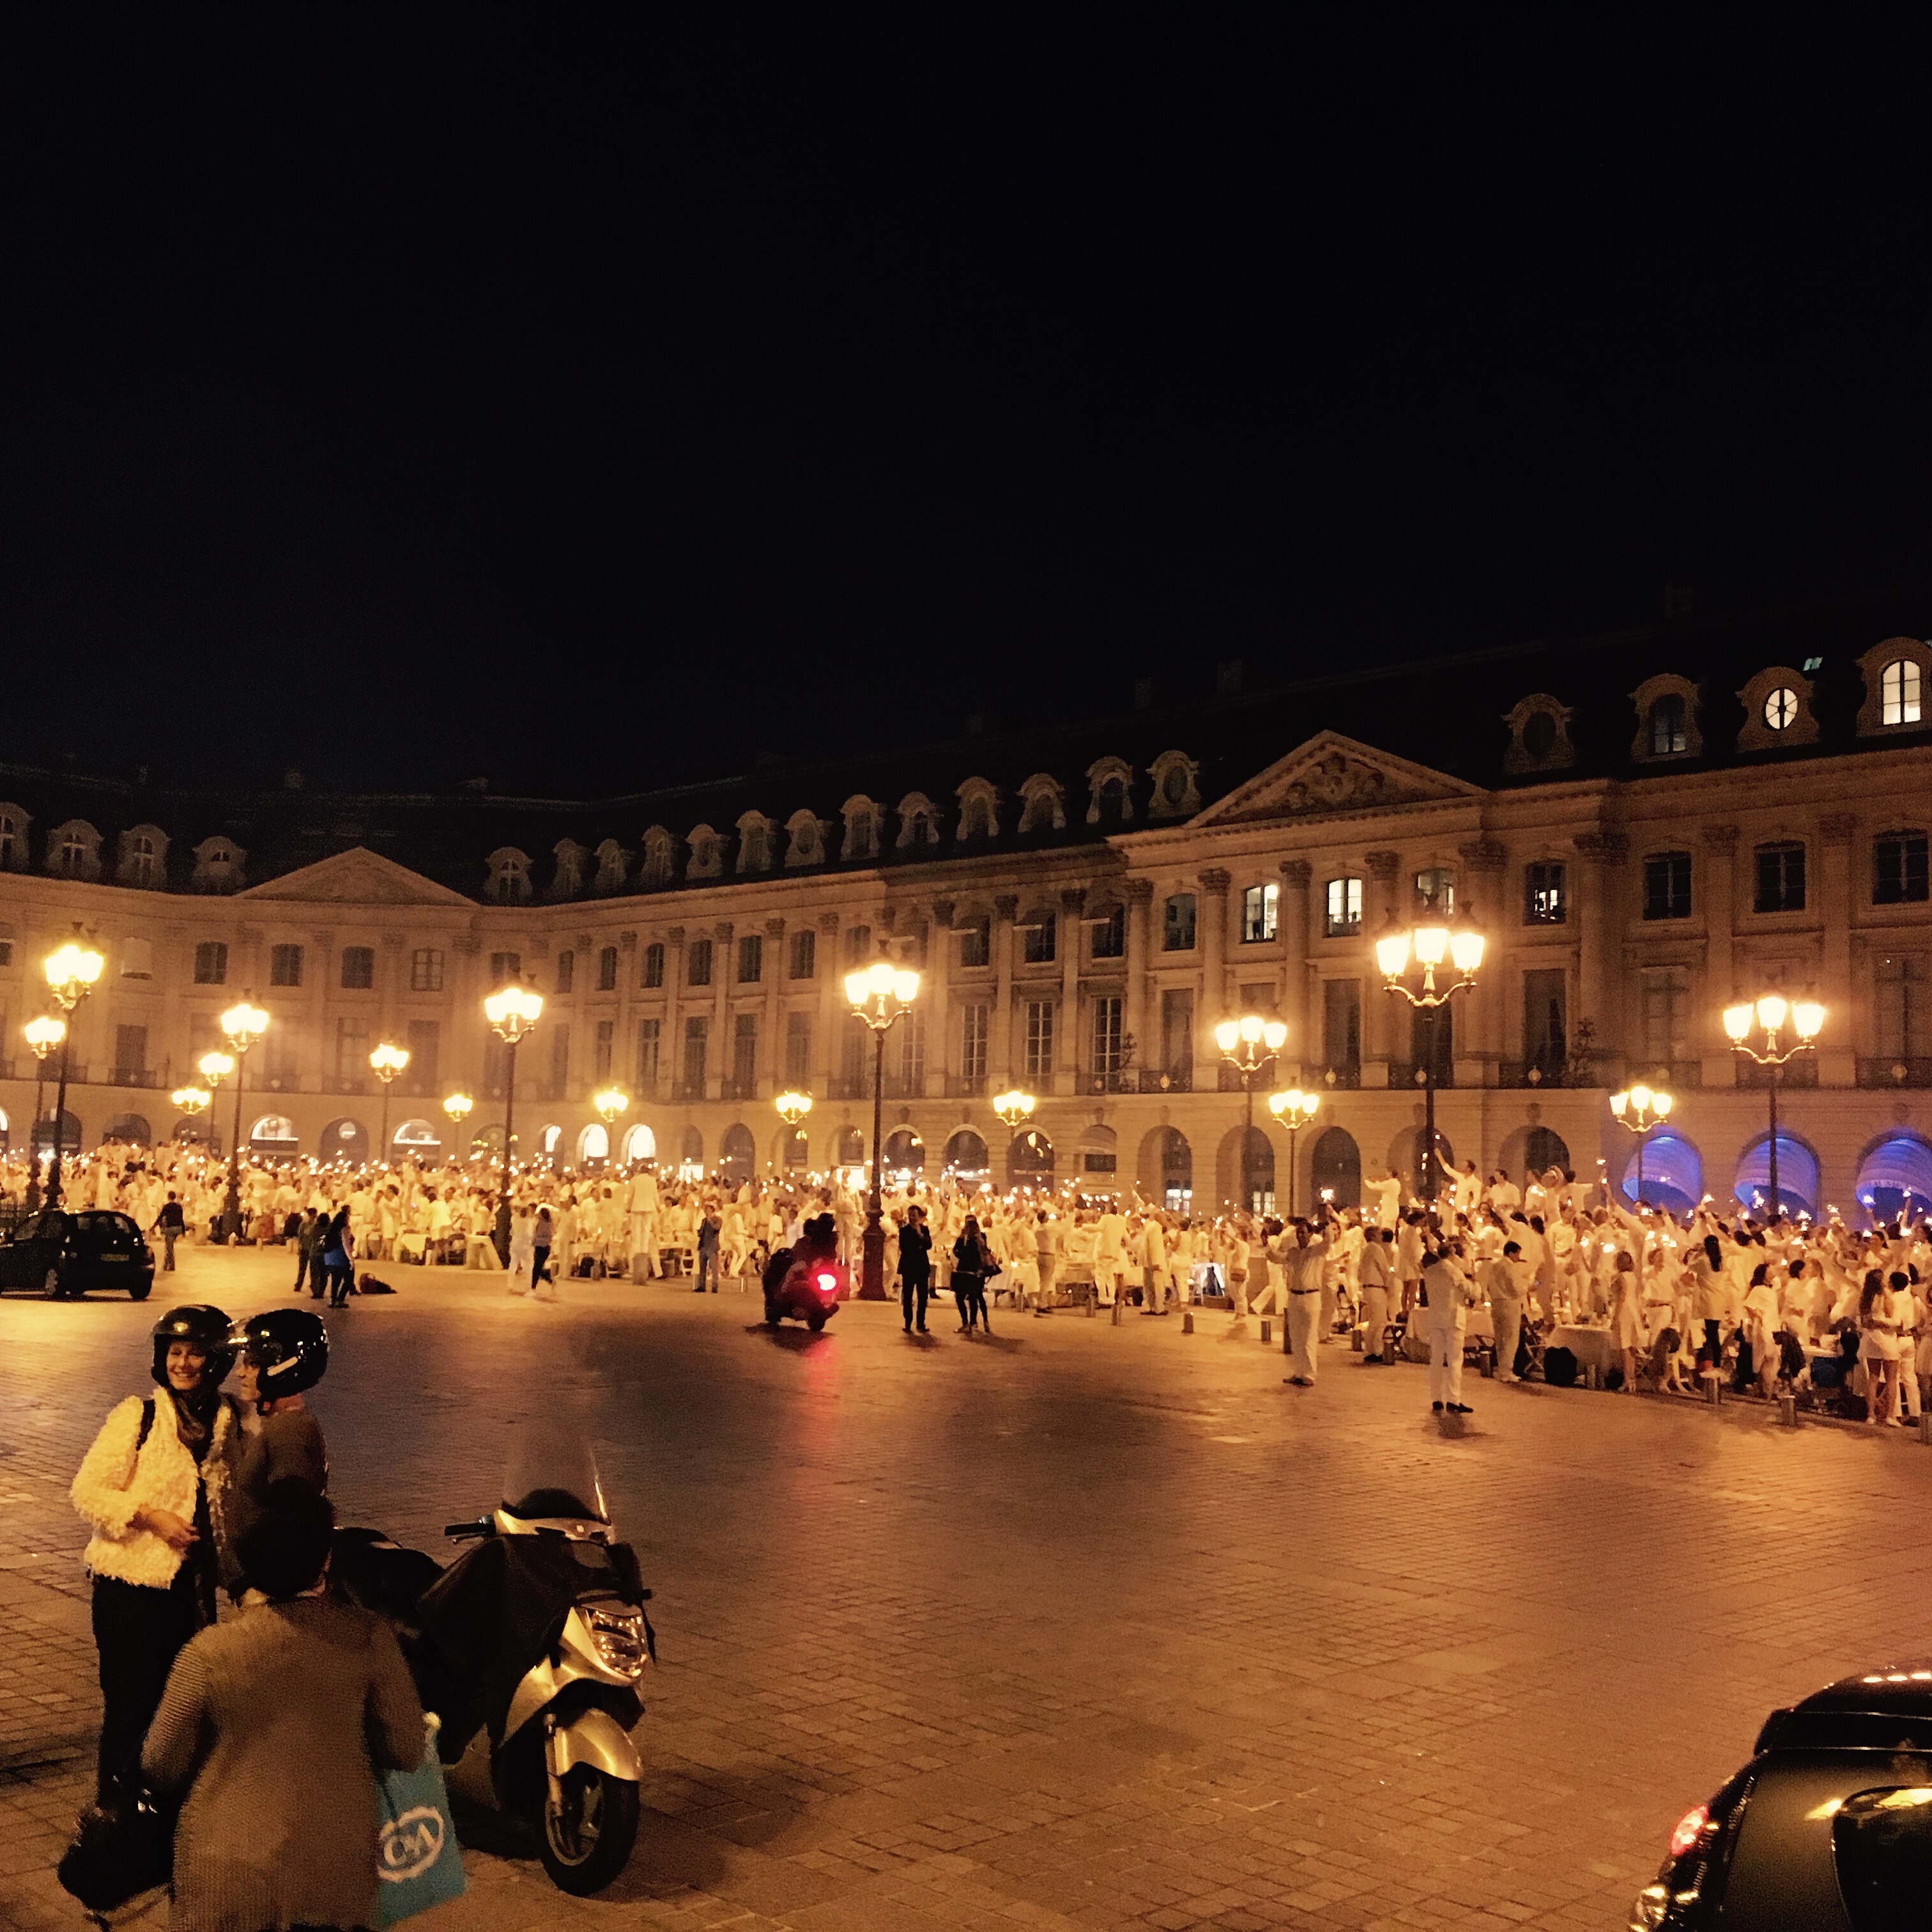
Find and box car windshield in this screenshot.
[75,1213,136,1237]
[502,1421,610,1526]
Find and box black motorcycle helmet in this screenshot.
[229,1308,329,1398]
[150,1304,235,1388]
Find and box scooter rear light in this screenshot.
[816,1272,838,1295]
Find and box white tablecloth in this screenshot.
[1549,1324,1618,1374]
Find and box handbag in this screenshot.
[372,1719,466,1925]
[57,1779,176,1913]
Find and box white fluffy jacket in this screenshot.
[71,1392,245,1589]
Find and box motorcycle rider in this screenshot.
[229,1310,330,1547]
[70,1305,245,1798]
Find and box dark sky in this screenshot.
[3,12,1931,793]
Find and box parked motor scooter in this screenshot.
[333,1428,654,1895]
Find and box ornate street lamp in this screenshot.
[1724,994,1824,1215]
[1609,1083,1673,1208]
[1266,1087,1321,1217]
[217,1000,270,1239]
[369,1041,410,1162]
[1213,1014,1288,1213]
[843,957,920,1299]
[171,1086,210,1147]
[42,937,104,1206]
[24,1015,65,1176]
[774,1089,812,1174]
[483,982,543,1257]
[993,1089,1036,1130]
[1374,896,1484,1203]
[593,1086,629,1166]
[443,1091,474,1157]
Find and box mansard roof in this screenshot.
[1,590,1924,900]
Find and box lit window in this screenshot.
[1163,894,1196,951]
[1883,659,1923,726]
[1763,686,1798,732]
[1324,878,1362,936]
[1524,862,1567,924]
[1414,867,1454,912]
[1241,883,1278,942]
[1648,694,1687,756]
[410,949,444,992]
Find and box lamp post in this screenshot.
[1266,1087,1321,1217]
[1374,896,1484,1205]
[483,983,543,1259]
[198,1048,234,1158]
[594,1085,629,1167]
[24,1016,65,1176]
[1724,994,1824,1216]
[170,1085,210,1152]
[843,958,921,1299]
[774,1089,813,1176]
[42,938,104,1205]
[369,1042,410,1162]
[442,1092,474,1160]
[992,1089,1038,1188]
[1608,1084,1673,1208]
[216,1001,269,1239]
[1213,1015,1288,1213]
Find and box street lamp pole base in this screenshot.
[857,1215,888,1300]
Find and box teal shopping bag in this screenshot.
[374,1717,467,1925]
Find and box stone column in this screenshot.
[1278,860,1311,1081]
[615,931,636,1107]
[927,900,954,1091]
[710,922,732,1100]
[815,912,843,1097]
[1456,839,1506,1086]
[1818,813,1857,1086]
[1699,826,1738,1086]
[453,931,484,1092]
[990,894,1018,1087]
[1057,887,1084,1094]
[760,918,785,1094]
[1362,851,1402,1079]
[1194,868,1230,1087]
[1124,878,1153,1091]
[664,926,687,1098]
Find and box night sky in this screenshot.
[4,13,1931,794]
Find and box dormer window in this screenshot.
[955,779,999,842]
[191,837,245,894]
[686,826,722,878]
[486,848,532,904]
[1018,775,1066,835]
[640,827,675,887]
[1630,673,1704,762]
[1147,751,1200,820]
[785,809,825,868]
[0,806,26,871]
[1501,695,1575,775]
[594,839,628,893]
[840,797,882,862]
[1085,757,1134,825]
[1649,694,1687,755]
[1735,666,1820,751]
[735,813,774,873]
[118,825,167,889]
[47,820,102,881]
[549,840,587,898]
[1857,639,1932,736]
[895,793,940,849]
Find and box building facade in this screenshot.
[3,618,1931,1217]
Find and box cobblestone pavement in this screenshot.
[3,1250,1931,1932]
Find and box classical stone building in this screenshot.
[4,604,1932,1218]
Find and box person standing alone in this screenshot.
[898,1204,933,1333]
[150,1192,186,1274]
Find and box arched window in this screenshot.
[1007,1128,1054,1186]
[944,1128,989,1176]
[1324,878,1362,936]
[840,797,882,862]
[0,805,26,871]
[955,779,999,841]
[486,848,532,904]
[1309,1126,1361,1209]
[1147,751,1200,820]
[895,793,940,849]
[579,1122,610,1164]
[640,827,676,887]
[1620,1129,1702,1213]
[686,826,722,878]
[1733,1131,1819,1219]
[48,820,100,880]
[1085,758,1134,825]
[249,1114,300,1151]
[1883,658,1924,726]
[119,826,166,889]
[883,1128,924,1173]
[620,1122,657,1163]
[784,810,825,868]
[392,1119,440,1154]
[1857,640,1932,735]
[1018,775,1067,834]
[594,839,629,893]
[549,841,588,898]
[735,813,774,873]
[1855,1133,1932,1223]
[1648,694,1687,755]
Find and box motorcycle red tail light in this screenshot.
[1668,1803,1709,1859]
[816,1272,838,1294]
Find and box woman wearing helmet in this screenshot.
[70,1304,245,1800]
[229,1310,330,1548]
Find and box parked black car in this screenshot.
[0,1209,155,1300]
[1634,1662,1932,1929]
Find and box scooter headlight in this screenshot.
[586,1605,648,1678]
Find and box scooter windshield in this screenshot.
[502,1421,610,1526]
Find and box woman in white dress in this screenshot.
[1859,1269,1906,1425]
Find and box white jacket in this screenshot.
[71,1392,245,1590]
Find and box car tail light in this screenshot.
[1668,1804,1709,1859]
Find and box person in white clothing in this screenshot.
[1479,1241,1532,1383]
[1280,1208,1335,1386]
[1422,1241,1478,1414]
[1358,1227,1396,1363]
[1367,1170,1403,1232]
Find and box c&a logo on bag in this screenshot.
[379,1805,445,1881]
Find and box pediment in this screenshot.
[1192,732,1483,827]
[235,847,475,908]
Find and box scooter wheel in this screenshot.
[539,1765,640,1896]
[806,1311,827,1333]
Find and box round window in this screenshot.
[1162,765,1188,804]
[1522,710,1558,761]
[1763,686,1798,730]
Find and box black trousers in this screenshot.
[91,1568,201,1799]
[901,1275,930,1328]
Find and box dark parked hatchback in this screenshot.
[1634,1664,1932,1929]
[0,1209,155,1300]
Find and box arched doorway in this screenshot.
[678,1126,703,1177]
[249,1114,299,1155]
[393,1119,441,1161]
[1077,1123,1119,1188]
[1137,1126,1192,1206]
[780,1126,809,1170]
[1008,1128,1054,1187]
[834,1126,865,1170]
[1309,1126,1361,1209]
[471,1121,507,1156]
[1215,1126,1274,1213]
[319,1117,368,1165]
[620,1122,657,1164]
[578,1123,610,1165]
[1620,1129,1703,1213]
[721,1123,756,1184]
[103,1114,151,1146]
[1389,1125,1454,1200]
[1855,1133,1932,1223]
[1498,1124,1568,1185]
[34,1111,80,1159]
[944,1128,989,1179]
[171,1115,208,1147]
[1733,1131,1820,1218]
[882,1128,924,1175]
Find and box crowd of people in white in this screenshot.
[11,1142,1929,1424]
